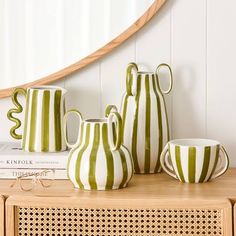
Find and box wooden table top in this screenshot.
[1,168,236,200]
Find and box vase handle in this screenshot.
[126,62,138,96]
[156,63,173,95]
[105,105,118,117]
[7,88,27,140]
[63,109,83,149]
[107,108,122,151]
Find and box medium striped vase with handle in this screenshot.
[7,86,67,152]
[64,108,133,190]
[119,62,173,174]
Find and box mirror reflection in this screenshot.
[0,0,154,89]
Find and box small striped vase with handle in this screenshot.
[64,108,134,190]
[119,62,173,174]
[160,139,229,183]
[7,86,67,152]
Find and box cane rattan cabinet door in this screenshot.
[0,196,4,236]
[5,196,232,236]
[234,203,236,234]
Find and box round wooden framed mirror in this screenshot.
[0,0,166,98]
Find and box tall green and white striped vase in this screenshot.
[64,109,134,190]
[160,139,229,183]
[119,62,173,174]
[7,86,67,152]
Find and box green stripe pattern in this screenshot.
[175,145,185,182]
[54,90,62,151]
[22,87,66,152]
[169,144,221,183]
[28,90,38,152]
[67,121,133,190]
[41,91,50,152]
[121,72,170,173]
[22,89,30,150]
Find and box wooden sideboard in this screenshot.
[2,169,236,235]
[0,196,4,236]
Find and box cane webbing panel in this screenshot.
[16,207,223,236]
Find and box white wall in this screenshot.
[1,0,236,166]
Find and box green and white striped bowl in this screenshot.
[160,139,229,183]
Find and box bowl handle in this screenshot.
[211,146,229,179]
[160,144,177,179]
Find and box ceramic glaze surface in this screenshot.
[120,63,172,174]
[7,86,67,152]
[65,110,133,190]
[160,139,229,183]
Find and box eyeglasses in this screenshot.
[10,169,55,191]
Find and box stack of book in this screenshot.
[0,142,69,179]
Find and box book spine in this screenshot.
[0,168,68,179]
[0,157,68,169]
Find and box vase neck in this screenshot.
[78,121,117,151]
[134,73,160,94]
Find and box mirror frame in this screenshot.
[0,0,166,98]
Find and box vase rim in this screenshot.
[84,118,108,123]
[169,138,220,147]
[29,85,67,93]
[137,71,154,75]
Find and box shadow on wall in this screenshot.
[172,65,205,139]
[65,86,100,143]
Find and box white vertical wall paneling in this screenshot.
[0,0,5,87]
[2,0,11,88]
[171,0,207,139]
[136,1,171,70]
[100,39,136,114]
[63,0,88,66]
[0,1,26,142]
[55,0,64,69]
[207,0,236,166]
[89,1,110,54]
[135,1,172,137]
[24,2,34,81]
[5,1,26,88]
[30,0,64,81]
[64,64,100,143]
